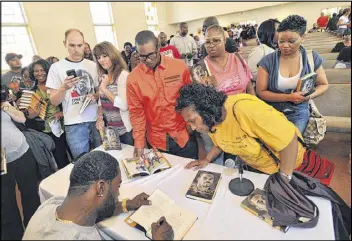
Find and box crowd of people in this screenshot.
[1,8,351,240]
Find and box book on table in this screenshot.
[185,170,222,204]
[122,148,171,179]
[240,188,290,233]
[125,189,198,240]
[296,72,318,97]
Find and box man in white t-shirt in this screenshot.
[170,22,198,58]
[46,29,102,158]
[338,8,351,35]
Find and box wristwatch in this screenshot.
[1,105,9,111]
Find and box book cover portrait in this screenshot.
[186,171,221,201]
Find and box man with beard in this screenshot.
[170,22,198,59]
[196,172,215,193]
[23,151,174,240]
[158,32,181,59]
[1,53,24,101]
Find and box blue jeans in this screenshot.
[284,103,309,134]
[65,121,102,159]
[200,133,224,165]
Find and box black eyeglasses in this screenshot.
[137,51,158,61]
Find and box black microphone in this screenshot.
[228,157,254,196]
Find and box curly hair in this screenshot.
[68,151,120,196]
[28,59,51,89]
[277,15,307,36]
[257,19,281,49]
[175,84,227,133]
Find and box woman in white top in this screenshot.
[337,8,351,35]
[93,41,133,145]
[256,15,329,134]
[247,19,281,82]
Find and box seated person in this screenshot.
[23,151,174,240]
[334,46,351,69]
[177,84,306,180]
[308,23,319,33]
[331,29,351,53]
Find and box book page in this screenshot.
[122,158,150,178]
[130,189,197,240]
[141,149,171,174]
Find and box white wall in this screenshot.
[169,2,350,35]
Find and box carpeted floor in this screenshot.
[316,131,351,207]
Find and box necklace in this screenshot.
[55,209,74,224]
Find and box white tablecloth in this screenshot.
[39,145,335,240]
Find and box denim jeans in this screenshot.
[120,130,134,146]
[200,133,224,165]
[284,102,310,134]
[65,121,102,159]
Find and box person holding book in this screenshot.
[23,151,174,240]
[46,29,102,159]
[92,41,134,146]
[127,30,198,160]
[176,84,308,179]
[256,15,329,134]
[25,59,70,169]
[1,84,41,240]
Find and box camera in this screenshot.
[1,85,9,102]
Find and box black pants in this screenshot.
[149,134,199,159]
[120,130,134,146]
[47,132,70,169]
[1,149,41,240]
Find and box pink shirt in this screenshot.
[205,53,253,95]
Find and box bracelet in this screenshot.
[121,199,129,213]
[279,172,292,181]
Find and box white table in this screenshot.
[39,145,335,240]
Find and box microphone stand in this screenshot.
[228,158,254,196]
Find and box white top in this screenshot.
[277,53,303,91]
[247,44,276,81]
[170,34,198,55]
[339,15,349,29]
[23,196,101,240]
[46,58,99,125]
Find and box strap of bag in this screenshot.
[231,99,308,167]
[306,49,315,74]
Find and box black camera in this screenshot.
[1,85,9,102]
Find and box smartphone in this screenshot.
[66,69,77,78]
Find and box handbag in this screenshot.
[302,50,327,147]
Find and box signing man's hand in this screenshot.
[126,192,151,211]
[151,217,174,240]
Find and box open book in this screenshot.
[126,189,198,240]
[296,72,317,97]
[19,90,47,119]
[185,170,222,204]
[122,149,171,179]
[241,188,290,233]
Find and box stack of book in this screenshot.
[18,90,47,120]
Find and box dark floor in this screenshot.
[316,131,351,207]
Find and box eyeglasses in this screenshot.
[204,39,223,47]
[137,51,158,61]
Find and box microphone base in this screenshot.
[229,177,254,196]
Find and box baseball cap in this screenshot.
[5,53,23,63]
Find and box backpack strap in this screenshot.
[231,99,308,167]
[234,52,246,70]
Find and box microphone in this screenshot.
[228,157,254,196]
